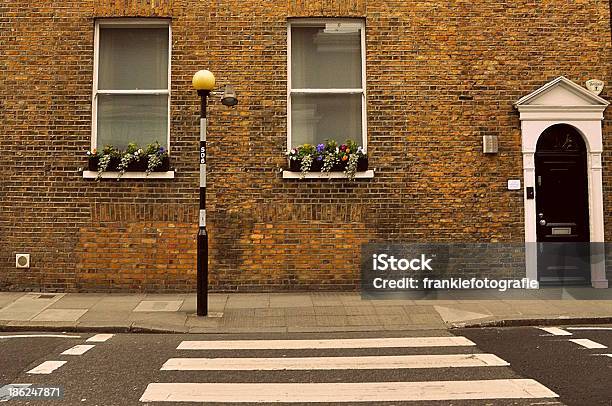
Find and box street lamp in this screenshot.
[192,70,237,316]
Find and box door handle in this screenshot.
[539,219,546,226]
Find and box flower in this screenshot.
[342,155,348,161]
[86,150,91,156]
[340,144,347,151]
[291,149,296,154]
[159,147,165,154]
[316,143,325,152]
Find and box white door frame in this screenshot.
[515,77,609,288]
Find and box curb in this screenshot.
[452,316,612,329]
[2,316,612,334]
[0,324,181,334]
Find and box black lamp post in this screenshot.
[192,70,238,316]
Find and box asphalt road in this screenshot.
[457,325,612,406]
[0,330,568,406]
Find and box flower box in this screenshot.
[288,156,368,172]
[88,155,170,172]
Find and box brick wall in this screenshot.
[1,0,610,292]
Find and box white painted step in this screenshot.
[162,353,509,371]
[140,380,558,403]
[177,336,476,350]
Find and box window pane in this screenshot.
[291,93,362,147]
[99,27,168,90]
[291,24,362,89]
[97,94,168,149]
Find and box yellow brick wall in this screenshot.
[1,0,610,292]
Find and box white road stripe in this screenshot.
[538,327,572,336]
[61,345,95,356]
[27,361,67,374]
[566,327,612,331]
[0,334,80,339]
[139,380,558,403]
[177,336,476,350]
[568,339,607,349]
[603,354,612,358]
[86,334,114,343]
[0,384,31,402]
[162,353,509,371]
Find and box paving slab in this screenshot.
[373,306,408,316]
[179,297,225,314]
[133,300,184,312]
[409,313,446,328]
[0,293,64,321]
[254,308,285,317]
[186,316,221,329]
[283,307,315,316]
[314,306,346,316]
[78,310,133,323]
[226,294,269,309]
[269,294,313,308]
[143,294,188,301]
[48,295,104,309]
[434,306,490,324]
[403,305,436,315]
[344,305,377,316]
[286,315,317,327]
[0,292,26,309]
[308,295,344,306]
[377,314,411,325]
[370,299,416,306]
[31,309,88,322]
[128,312,188,325]
[346,315,380,326]
[316,315,348,326]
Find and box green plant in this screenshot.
[286,139,366,180]
[86,141,168,181]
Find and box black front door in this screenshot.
[535,124,590,285]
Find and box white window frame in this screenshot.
[287,18,367,152]
[92,18,172,153]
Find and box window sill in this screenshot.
[82,170,175,180]
[282,170,375,180]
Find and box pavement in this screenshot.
[1,290,612,333]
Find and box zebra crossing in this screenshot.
[140,334,559,403]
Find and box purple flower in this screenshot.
[316,156,322,161]
[316,143,325,152]
[159,147,165,154]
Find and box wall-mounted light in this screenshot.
[221,85,238,107]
